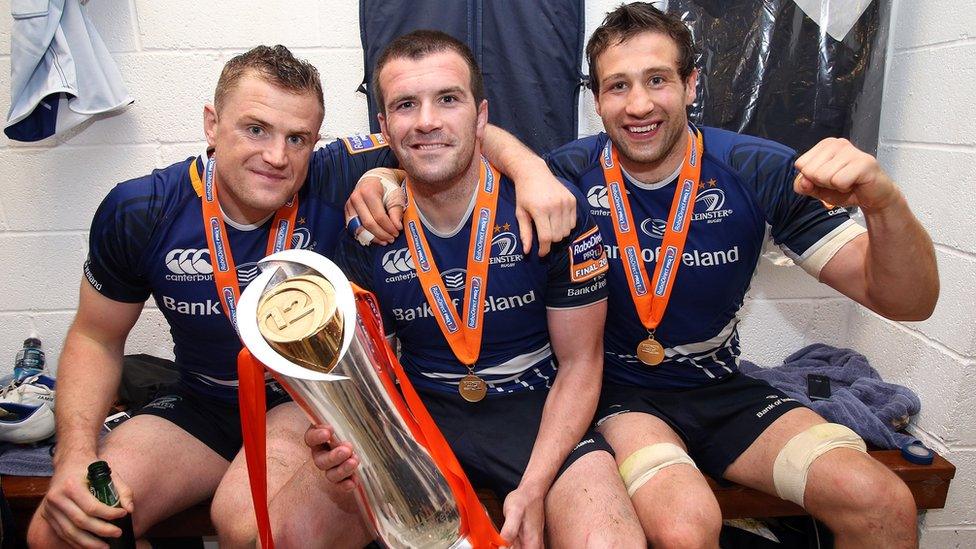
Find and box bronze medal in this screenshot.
[636,337,665,367]
[602,131,703,372]
[458,374,488,403]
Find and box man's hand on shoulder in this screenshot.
[346,168,406,246]
[512,160,577,257]
[794,137,902,213]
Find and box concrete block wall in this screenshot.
[0,0,846,375]
[0,0,970,544]
[850,0,976,545]
[0,0,371,368]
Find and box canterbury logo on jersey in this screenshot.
[166,248,213,276]
[382,248,415,274]
[164,248,246,285]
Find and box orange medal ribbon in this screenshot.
[602,128,703,365]
[401,157,499,401]
[190,157,298,330]
[190,155,296,549]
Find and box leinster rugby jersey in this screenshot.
[84,135,395,401]
[337,172,609,396]
[547,126,865,389]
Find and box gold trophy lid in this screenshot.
[257,275,339,344]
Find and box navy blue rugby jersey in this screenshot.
[84,135,395,401]
[547,126,862,389]
[337,173,609,397]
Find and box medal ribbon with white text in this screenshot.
[191,157,298,331]
[603,127,703,334]
[402,157,499,369]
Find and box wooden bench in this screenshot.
[2,449,955,540]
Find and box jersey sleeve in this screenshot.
[308,134,399,206]
[727,139,865,277]
[83,180,156,303]
[335,234,397,333]
[544,181,610,308]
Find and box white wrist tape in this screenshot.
[372,168,406,210]
[772,423,866,506]
[619,443,697,497]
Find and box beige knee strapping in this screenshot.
[618,443,697,497]
[772,423,867,506]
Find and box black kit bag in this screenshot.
[359,0,585,155]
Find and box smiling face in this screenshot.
[203,71,323,223]
[376,50,487,192]
[593,31,697,181]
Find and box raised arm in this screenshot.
[796,138,939,320]
[36,280,143,546]
[498,300,606,548]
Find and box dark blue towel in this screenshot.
[740,343,920,449]
[0,440,54,476]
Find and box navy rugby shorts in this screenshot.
[134,380,292,461]
[595,372,806,479]
[419,387,613,498]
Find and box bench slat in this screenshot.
[2,449,955,538]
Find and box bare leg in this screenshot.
[268,458,371,548]
[724,407,917,548]
[29,414,230,546]
[211,402,320,547]
[598,413,721,549]
[545,449,645,548]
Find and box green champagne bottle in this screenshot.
[87,461,136,549]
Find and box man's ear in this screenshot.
[475,99,488,138]
[203,104,218,148]
[684,68,699,106]
[377,112,390,144]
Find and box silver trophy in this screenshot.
[237,249,469,549]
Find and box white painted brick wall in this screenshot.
[867,0,976,544]
[0,0,970,543]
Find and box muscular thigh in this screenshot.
[597,412,717,529]
[100,414,229,532]
[597,411,686,457]
[213,401,310,515]
[723,407,827,492]
[545,450,642,548]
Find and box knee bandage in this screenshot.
[772,423,866,506]
[619,443,697,497]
